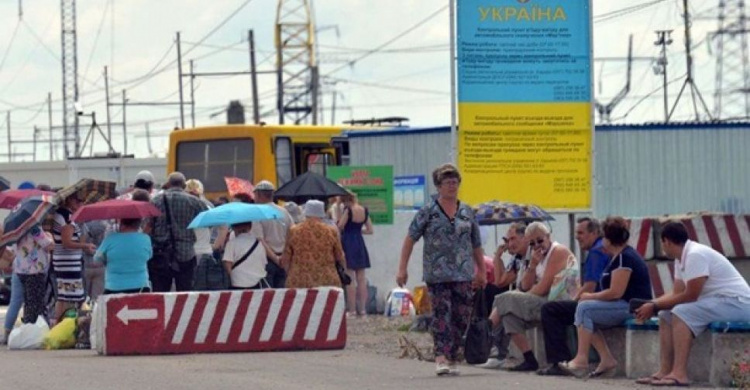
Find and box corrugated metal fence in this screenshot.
[347,122,750,217]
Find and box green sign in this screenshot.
[327,165,393,224]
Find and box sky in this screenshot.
[0,0,735,160]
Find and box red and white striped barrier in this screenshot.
[647,262,675,298]
[94,287,346,356]
[679,215,750,259]
[626,218,655,260]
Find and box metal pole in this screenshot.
[33,126,37,162]
[449,0,458,165]
[176,32,185,129]
[104,65,112,144]
[331,91,337,124]
[6,111,11,162]
[122,89,128,155]
[48,92,53,161]
[249,29,261,124]
[311,66,319,125]
[145,122,153,155]
[190,60,195,128]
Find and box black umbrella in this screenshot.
[0,176,9,191]
[274,171,349,203]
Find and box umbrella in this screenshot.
[473,200,555,226]
[0,195,57,247]
[188,202,282,229]
[224,177,254,199]
[274,171,349,202]
[71,199,162,223]
[0,176,9,191]
[0,189,56,209]
[54,178,117,206]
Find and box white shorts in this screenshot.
[659,296,750,336]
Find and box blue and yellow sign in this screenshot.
[457,0,592,210]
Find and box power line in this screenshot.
[81,0,111,87]
[326,4,449,75]
[0,21,21,75]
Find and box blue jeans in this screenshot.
[574,299,631,332]
[4,273,24,332]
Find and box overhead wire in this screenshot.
[0,21,22,76]
[81,0,112,88]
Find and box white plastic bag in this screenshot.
[90,301,99,351]
[8,316,50,350]
[385,288,415,317]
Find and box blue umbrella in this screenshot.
[188,202,283,229]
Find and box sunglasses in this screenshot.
[529,238,545,247]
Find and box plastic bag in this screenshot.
[8,316,50,350]
[43,318,77,350]
[412,285,431,315]
[385,288,415,317]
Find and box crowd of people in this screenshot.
[0,170,376,344]
[398,163,750,384]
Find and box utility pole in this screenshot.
[669,0,712,121]
[145,122,153,155]
[61,0,80,158]
[6,112,11,162]
[248,29,260,124]
[104,65,112,144]
[122,89,128,155]
[47,92,53,161]
[190,60,196,128]
[654,30,673,122]
[33,126,37,162]
[176,32,185,129]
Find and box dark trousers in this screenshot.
[485,285,511,358]
[541,300,578,365]
[265,258,287,288]
[104,287,152,295]
[18,274,47,324]
[149,258,197,292]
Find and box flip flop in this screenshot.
[635,375,662,385]
[558,361,589,378]
[652,377,690,387]
[588,365,617,378]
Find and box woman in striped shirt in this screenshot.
[51,195,96,323]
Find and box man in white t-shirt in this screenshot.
[250,180,294,288]
[222,222,267,289]
[635,221,750,386]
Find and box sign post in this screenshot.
[456,0,593,210]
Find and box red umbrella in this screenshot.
[224,177,255,200]
[71,199,162,223]
[0,189,55,209]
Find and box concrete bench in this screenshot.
[625,318,750,387]
[709,322,750,388]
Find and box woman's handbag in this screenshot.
[547,254,581,301]
[335,262,351,286]
[193,254,230,291]
[463,289,492,365]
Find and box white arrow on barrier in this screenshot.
[117,305,158,325]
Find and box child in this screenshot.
[222,222,268,289]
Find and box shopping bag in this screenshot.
[413,285,432,315]
[385,288,415,317]
[463,290,492,364]
[8,316,50,350]
[43,318,77,350]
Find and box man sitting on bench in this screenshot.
[634,221,750,387]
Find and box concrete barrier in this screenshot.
[94,287,347,356]
[625,319,712,382]
[709,322,750,388]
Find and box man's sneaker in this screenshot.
[476,357,505,369]
[448,363,461,376]
[436,362,451,376]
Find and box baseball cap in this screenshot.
[135,170,155,183]
[254,180,275,191]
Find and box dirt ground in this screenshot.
[345,314,435,362]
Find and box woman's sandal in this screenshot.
[635,375,662,385]
[558,361,590,378]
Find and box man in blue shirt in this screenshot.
[537,217,609,376]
